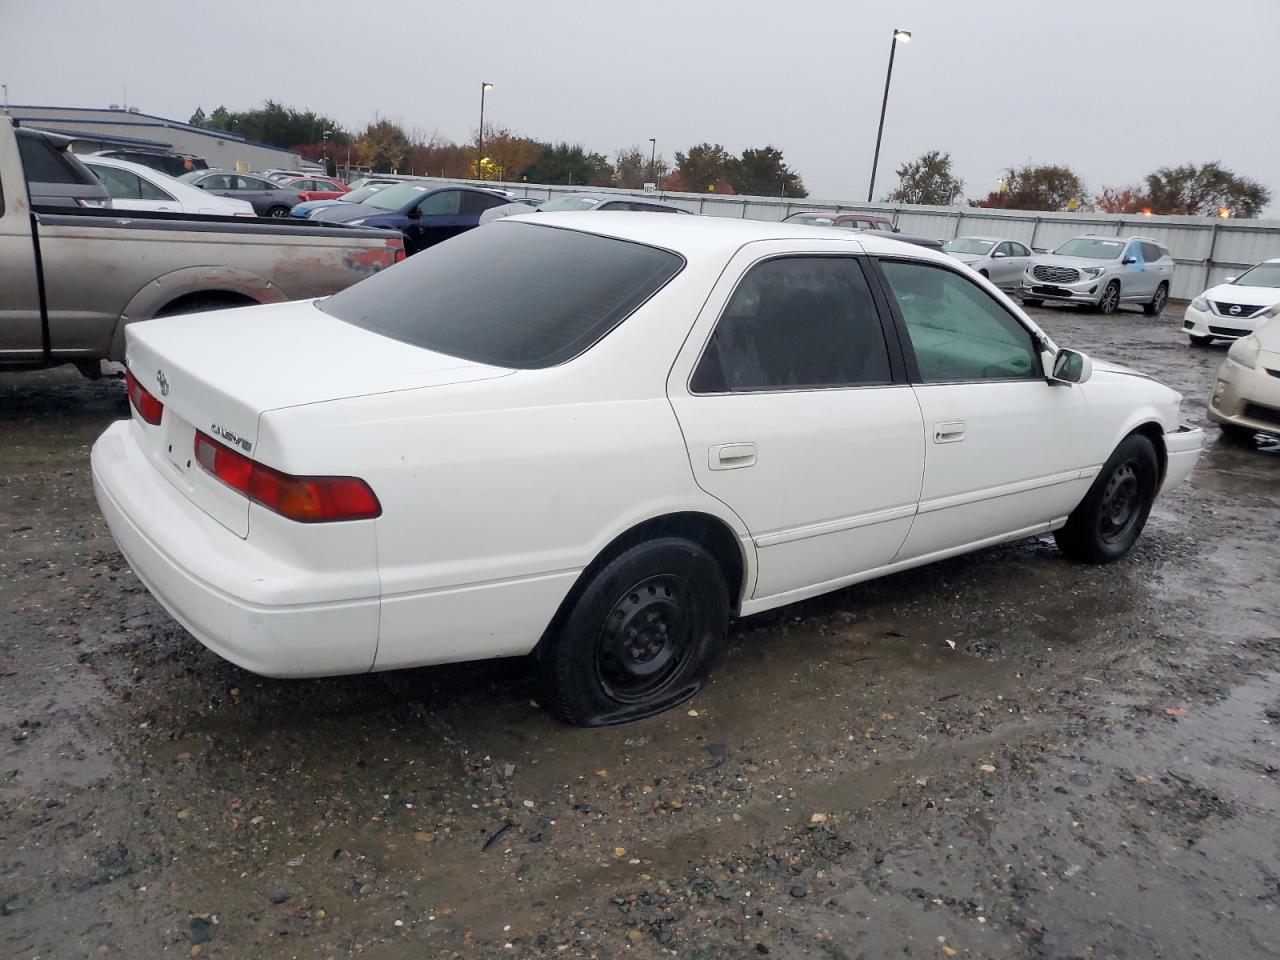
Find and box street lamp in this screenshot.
[867,28,911,202]
[478,82,494,179]
[322,128,332,168]
[649,138,657,185]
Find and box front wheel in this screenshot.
[1143,282,1169,317]
[1054,434,1159,563]
[266,205,290,218]
[537,538,729,726]
[1097,281,1121,315]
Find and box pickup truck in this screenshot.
[0,119,405,376]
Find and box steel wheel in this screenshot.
[595,575,695,705]
[1098,282,1120,315]
[1098,461,1141,544]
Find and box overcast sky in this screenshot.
[7,0,1278,211]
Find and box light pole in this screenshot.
[322,128,332,169]
[867,28,911,202]
[648,138,657,185]
[478,81,494,179]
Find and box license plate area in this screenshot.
[164,414,198,479]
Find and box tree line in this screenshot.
[189,102,808,197]
[884,150,1271,218]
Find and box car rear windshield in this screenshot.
[538,195,603,212]
[944,238,996,254]
[1053,237,1125,259]
[317,222,684,368]
[1231,262,1280,288]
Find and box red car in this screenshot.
[782,210,897,232]
[284,176,351,203]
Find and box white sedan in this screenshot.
[91,215,1203,725]
[1183,258,1280,346]
[82,155,256,217]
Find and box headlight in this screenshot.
[1081,266,1105,278]
[1228,334,1261,369]
[1190,296,1208,311]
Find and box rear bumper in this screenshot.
[1161,423,1204,492]
[91,420,379,677]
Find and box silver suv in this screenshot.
[1020,235,1174,316]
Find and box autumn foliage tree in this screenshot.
[1095,185,1151,214]
[974,164,1087,212]
[354,119,413,172]
[1142,163,1270,218]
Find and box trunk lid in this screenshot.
[124,299,512,537]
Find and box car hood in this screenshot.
[1033,253,1117,269]
[1200,282,1280,307]
[311,202,388,223]
[948,252,984,264]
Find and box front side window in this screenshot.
[416,190,461,216]
[691,256,892,393]
[318,222,683,368]
[235,176,271,190]
[879,260,1040,383]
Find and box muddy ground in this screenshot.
[2,302,1277,960]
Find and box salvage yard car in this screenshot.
[0,119,405,375]
[91,215,1203,726]
[1182,258,1280,346]
[1206,315,1280,442]
[1021,235,1173,316]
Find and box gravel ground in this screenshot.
[1,301,1277,960]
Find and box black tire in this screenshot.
[266,205,290,218]
[1188,334,1214,347]
[154,294,255,317]
[537,538,729,726]
[1218,423,1257,445]
[1021,298,1044,308]
[1143,282,1169,317]
[1054,434,1159,563]
[1097,280,1121,315]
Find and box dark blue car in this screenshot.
[311,182,513,255]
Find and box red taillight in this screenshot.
[388,237,406,263]
[125,369,164,425]
[298,193,307,201]
[193,431,381,523]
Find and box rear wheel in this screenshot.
[1188,334,1213,347]
[1055,434,1159,563]
[1143,282,1169,317]
[537,538,729,726]
[1097,281,1121,315]
[266,205,290,218]
[1021,297,1044,308]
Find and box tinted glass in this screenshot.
[691,257,891,393]
[89,164,142,199]
[138,176,173,201]
[460,191,509,214]
[417,190,460,215]
[17,134,85,185]
[1140,242,1162,262]
[1054,237,1125,259]
[880,260,1039,382]
[318,222,683,368]
[1010,242,1030,256]
[994,242,1013,256]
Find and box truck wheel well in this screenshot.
[154,290,260,317]
[535,512,747,657]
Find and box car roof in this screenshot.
[1077,233,1163,244]
[953,234,1015,242]
[498,211,952,265]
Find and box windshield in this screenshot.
[318,222,683,368]
[340,184,387,203]
[1230,262,1280,288]
[365,182,433,211]
[537,195,602,212]
[944,238,996,255]
[785,213,836,225]
[1053,237,1125,259]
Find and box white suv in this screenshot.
[1021,235,1175,316]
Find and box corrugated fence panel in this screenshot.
[416,174,1280,299]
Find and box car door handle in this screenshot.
[933,421,965,443]
[709,442,757,470]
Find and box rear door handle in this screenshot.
[709,442,757,470]
[933,421,965,443]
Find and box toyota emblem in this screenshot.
[156,370,169,396]
[1229,304,1242,316]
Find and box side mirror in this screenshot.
[1122,256,1137,265]
[1224,276,1237,284]
[992,251,1007,258]
[406,206,421,220]
[1049,348,1093,385]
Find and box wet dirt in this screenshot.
[1,303,1277,959]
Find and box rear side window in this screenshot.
[17,134,88,185]
[318,222,683,368]
[1141,242,1162,262]
[460,191,509,214]
[691,256,892,393]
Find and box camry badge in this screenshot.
[156,370,170,396]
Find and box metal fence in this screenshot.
[416,175,1280,302]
